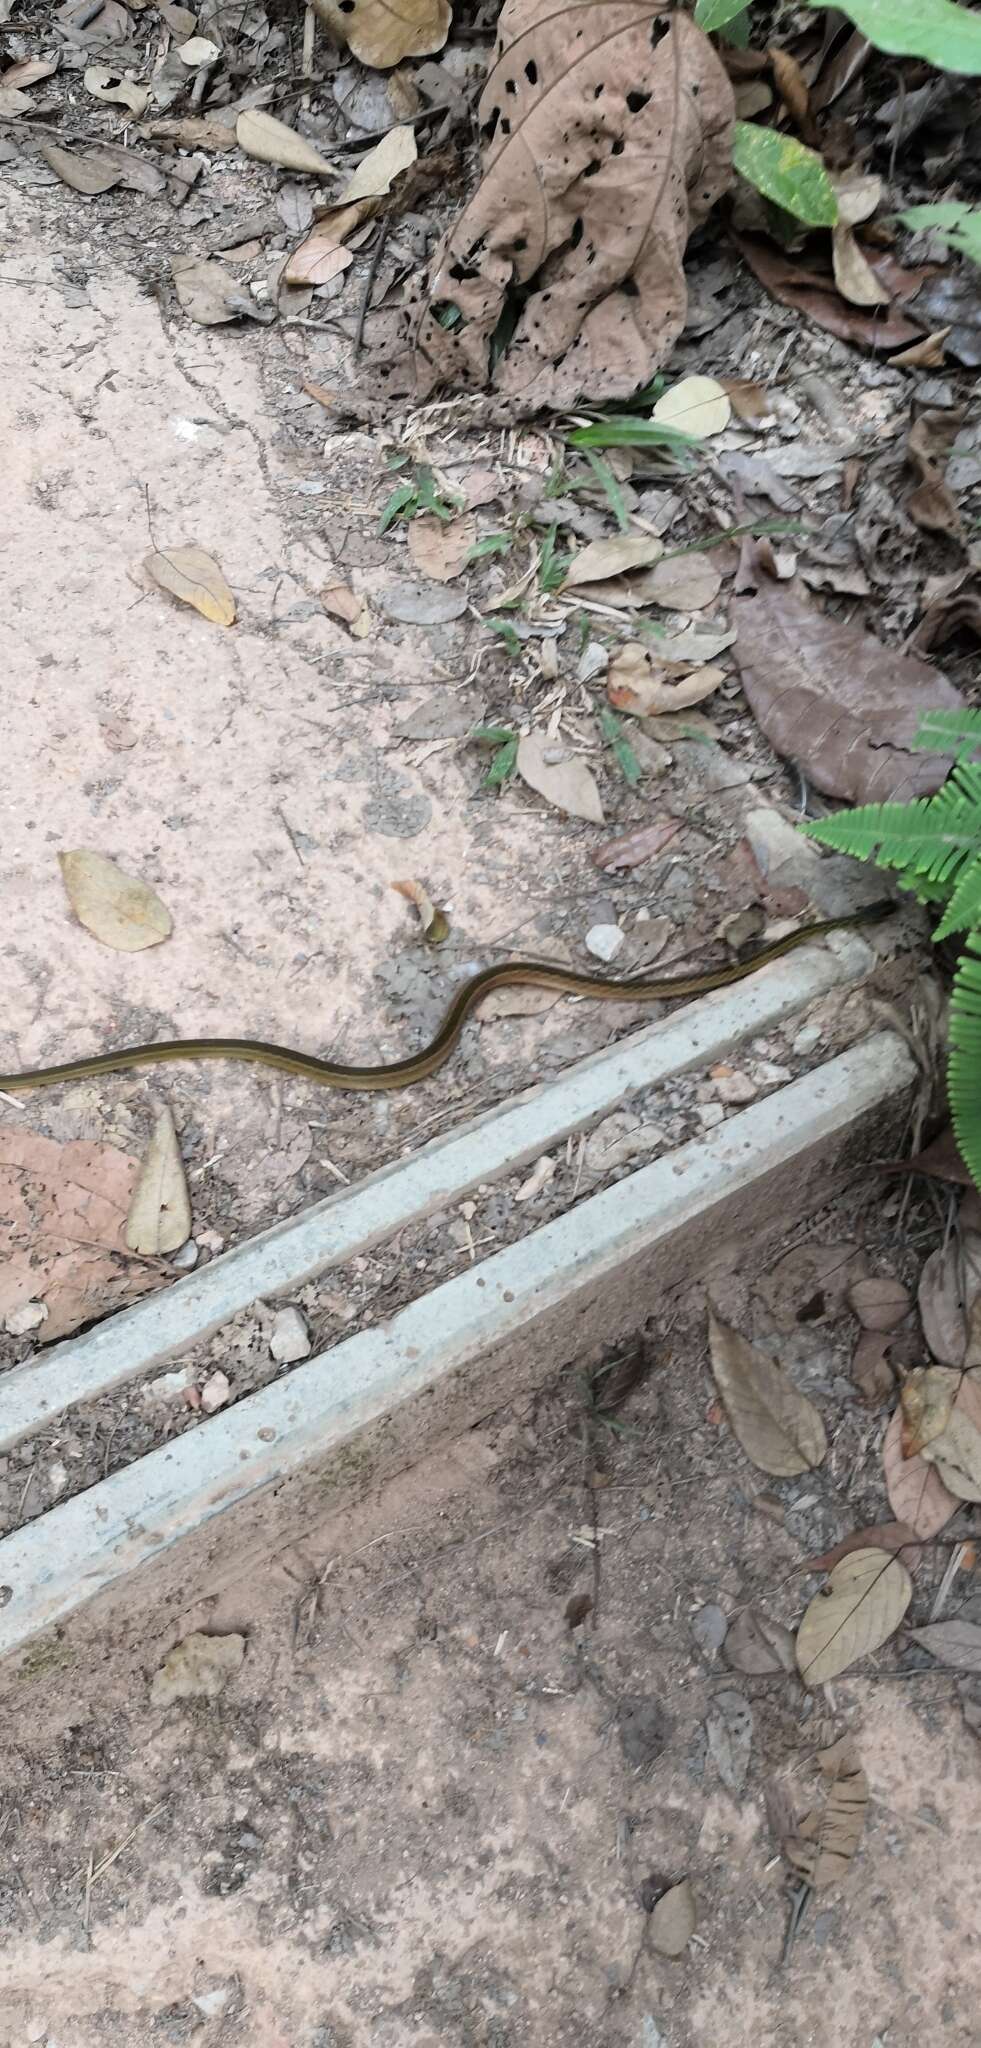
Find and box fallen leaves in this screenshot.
[731,122,838,228]
[796,1548,912,1685]
[391,877,449,943]
[84,64,149,117]
[912,1619,981,1672]
[906,408,965,541]
[59,850,172,953]
[607,643,725,717]
[734,563,962,803]
[312,0,450,70]
[39,140,123,196]
[171,257,265,327]
[0,1129,162,1344]
[145,545,236,625]
[708,1311,827,1477]
[341,124,417,203]
[407,513,477,583]
[646,1877,696,1957]
[516,731,604,825]
[883,1371,981,1537]
[725,1606,796,1675]
[410,6,734,409]
[593,818,681,872]
[734,234,924,353]
[651,375,731,441]
[125,1107,191,1256]
[321,580,372,636]
[785,1737,868,1887]
[235,109,334,176]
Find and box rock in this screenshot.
[47,1460,68,1499]
[192,1983,234,2020]
[5,1300,47,1336]
[200,1369,231,1414]
[695,1102,725,1129]
[585,923,625,964]
[151,1630,245,1708]
[711,1067,756,1105]
[269,1306,311,1364]
[170,1239,200,1271]
[143,1367,193,1404]
[705,1687,753,1794]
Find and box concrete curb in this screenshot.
[0,1028,915,1691]
[1,929,875,1452]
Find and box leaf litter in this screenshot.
[59,851,173,953]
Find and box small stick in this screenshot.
[300,3,316,113]
[354,217,392,358]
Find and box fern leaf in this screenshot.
[949,936,981,1197]
[935,855,981,940]
[915,707,981,760]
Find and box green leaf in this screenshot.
[583,450,631,533]
[899,202,981,265]
[486,617,522,656]
[566,416,699,462]
[600,709,642,786]
[804,0,981,73]
[732,122,838,227]
[694,0,750,26]
[414,465,461,521]
[950,936,981,1195]
[538,524,572,594]
[467,533,513,561]
[721,7,750,45]
[470,725,516,746]
[484,735,519,787]
[915,707,981,760]
[378,481,417,533]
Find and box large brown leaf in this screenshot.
[0,1128,163,1343]
[733,234,925,353]
[407,6,734,409]
[733,567,962,803]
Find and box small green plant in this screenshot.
[470,724,519,787]
[378,463,462,534]
[537,524,572,594]
[599,708,642,786]
[801,708,981,1191]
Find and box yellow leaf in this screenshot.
[796,1548,911,1686]
[652,374,731,440]
[58,850,173,953]
[311,0,450,70]
[832,225,890,308]
[341,124,418,203]
[125,1107,191,1256]
[708,1311,826,1476]
[145,545,236,626]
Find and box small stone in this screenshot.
[695,1102,726,1129]
[192,1984,234,2020]
[576,640,609,684]
[200,1369,231,1415]
[197,1228,225,1253]
[269,1306,311,1364]
[711,1068,756,1105]
[753,1060,791,1086]
[47,1460,68,1498]
[151,1630,245,1708]
[143,1367,193,1404]
[170,1239,200,1271]
[792,1023,821,1055]
[5,1300,48,1336]
[585,923,625,964]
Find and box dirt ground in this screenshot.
[3,11,981,2044]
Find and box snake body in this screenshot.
[0,902,892,1096]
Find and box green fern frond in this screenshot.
[802,764,981,909]
[935,855,981,941]
[949,935,981,1195]
[914,707,981,761]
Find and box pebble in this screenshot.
[585,923,625,964]
[753,1060,791,1086]
[48,1460,68,1499]
[269,1306,311,1364]
[695,1102,726,1129]
[192,1985,234,2020]
[200,1369,231,1415]
[143,1367,192,1404]
[792,1023,822,1055]
[711,1068,757,1106]
[170,1239,200,1271]
[5,1300,47,1337]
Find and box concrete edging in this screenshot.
[0,1027,915,1689]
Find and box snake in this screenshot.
[0,901,892,1097]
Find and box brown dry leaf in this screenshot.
[391,878,449,944]
[900,1365,959,1455]
[912,576,981,656]
[608,643,725,718]
[733,566,961,803]
[322,581,371,636]
[284,201,375,285]
[848,1274,910,1332]
[407,7,734,410]
[906,408,965,541]
[235,109,334,176]
[769,45,811,129]
[734,233,923,353]
[889,328,950,370]
[406,513,477,583]
[171,257,252,326]
[922,1409,981,1503]
[832,226,890,308]
[796,1548,911,1686]
[84,63,149,115]
[708,1310,827,1477]
[648,1878,696,1958]
[721,377,772,424]
[881,1373,981,1536]
[157,0,196,29]
[651,375,731,441]
[643,553,723,612]
[804,1521,920,1574]
[912,1619,981,1672]
[851,1328,895,1404]
[0,1128,162,1344]
[140,116,237,150]
[593,818,681,871]
[516,731,604,825]
[725,1605,796,1676]
[341,124,417,203]
[145,545,236,626]
[918,1235,981,1367]
[832,169,881,229]
[125,1106,191,1256]
[785,1738,868,1887]
[38,140,122,195]
[562,535,664,589]
[2,56,58,89]
[312,0,450,68]
[59,850,172,953]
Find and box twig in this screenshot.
[300,3,316,114]
[69,1800,167,1891]
[354,217,392,359]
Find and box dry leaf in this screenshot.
[562,535,664,589]
[608,643,725,718]
[832,169,881,227]
[734,233,924,353]
[38,140,122,195]
[341,124,417,203]
[804,1522,920,1574]
[171,257,250,326]
[708,1311,827,1477]
[0,1128,163,1343]
[145,545,236,626]
[922,1409,981,1503]
[125,1106,191,1255]
[725,1606,796,1676]
[889,328,950,370]
[883,1402,959,1539]
[734,567,961,803]
[284,199,375,284]
[832,226,890,308]
[322,581,371,636]
[516,731,603,825]
[312,0,450,70]
[406,8,733,410]
[900,1365,960,1456]
[911,1619,981,1672]
[796,1548,911,1685]
[785,1738,868,1887]
[235,110,334,176]
[592,818,681,871]
[157,0,196,29]
[391,877,449,943]
[59,850,172,953]
[177,34,220,64]
[84,64,149,115]
[851,1328,895,1404]
[769,45,811,128]
[906,408,965,541]
[642,553,723,612]
[515,1155,556,1203]
[918,1235,981,1367]
[406,513,477,583]
[652,375,731,440]
[720,377,772,424]
[648,1878,696,1958]
[848,1274,910,1332]
[2,56,58,89]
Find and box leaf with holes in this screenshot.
[708,1311,826,1476]
[785,1737,868,1887]
[312,0,450,68]
[796,1548,911,1685]
[406,5,734,411]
